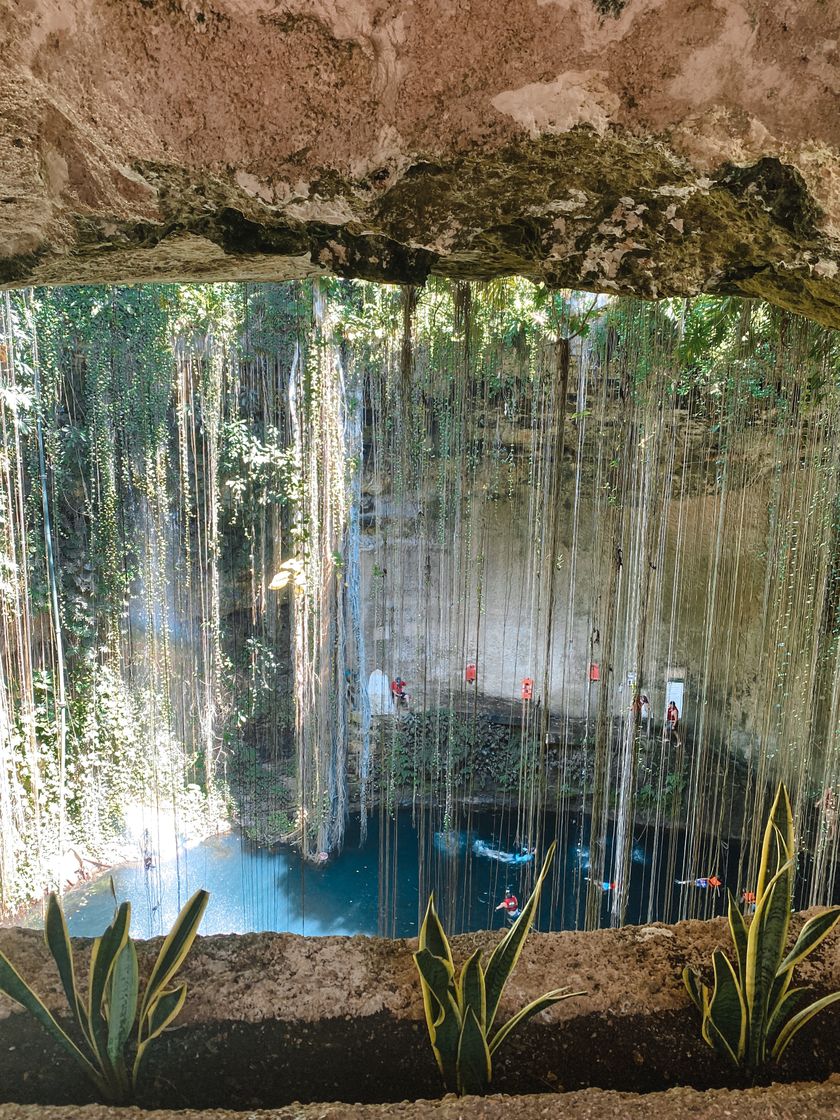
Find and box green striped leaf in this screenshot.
[139,889,208,1031]
[778,907,840,975]
[414,947,460,1089]
[88,902,131,1064]
[771,990,840,1061]
[708,950,746,1062]
[682,966,706,1013]
[0,952,104,1092]
[484,841,556,1031]
[457,949,486,1031]
[488,987,584,1056]
[756,784,793,900]
[746,849,794,1068]
[134,984,187,1080]
[418,894,454,973]
[767,966,793,1026]
[44,893,88,1043]
[414,947,456,1017]
[766,985,807,1047]
[703,1014,740,1066]
[727,893,748,983]
[107,939,138,1066]
[89,903,131,1017]
[456,1006,491,1096]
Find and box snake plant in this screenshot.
[414,841,584,1095]
[683,783,840,1075]
[0,886,209,1103]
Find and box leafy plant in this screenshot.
[0,887,209,1103]
[683,783,840,1075]
[413,841,584,1095]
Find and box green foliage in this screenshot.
[0,886,209,1103]
[220,418,296,528]
[385,710,521,794]
[683,783,840,1075]
[414,842,584,1095]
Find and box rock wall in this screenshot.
[2,1,840,324]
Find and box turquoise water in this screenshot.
[28,810,734,939]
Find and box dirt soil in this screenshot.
[2,913,838,1029]
[0,915,837,1107]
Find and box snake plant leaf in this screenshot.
[44,893,88,1043]
[457,949,486,1032]
[134,984,188,1078]
[456,1006,491,1097]
[418,894,454,973]
[682,966,705,1012]
[756,786,793,899]
[765,985,808,1047]
[708,950,746,1062]
[107,939,138,1066]
[777,907,840,974]
[414,947,456,1017]
[488,986,585,1056]
[88,901,132,1061]
[745,852,794,1065]
[145,984,187,1041]
[767,964,793,1025]
[727,893,748,982]
[686,784,840,1075]
[703,1012,741,1066]
[413,947,461,1088]
[89,903,131,1017]
[485,841,556,1031]
[771,990,840,1061]
[139,888,208,1029]
[0,952,104,1091]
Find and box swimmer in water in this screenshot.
[495,888,521,921]
[676,875,722,891]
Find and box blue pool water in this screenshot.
[21,808,742,939]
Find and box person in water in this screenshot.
[676,875,722,890]
[586,877,616,891]
[495,889,520,920]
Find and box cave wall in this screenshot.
[2,1,840,325]
[359,430,789,758]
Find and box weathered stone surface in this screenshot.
[1,1077,840,1120]
[2,1,840,323]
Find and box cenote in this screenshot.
[0,275,839,1116]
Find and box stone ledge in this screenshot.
[1,1077,839,1120]
[3,1,840,324]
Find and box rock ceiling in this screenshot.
[2,0,840,324]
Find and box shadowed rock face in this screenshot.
[2,0,840,323]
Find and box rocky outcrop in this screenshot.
[2,1,840,323]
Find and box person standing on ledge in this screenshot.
[664,700,679,741]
